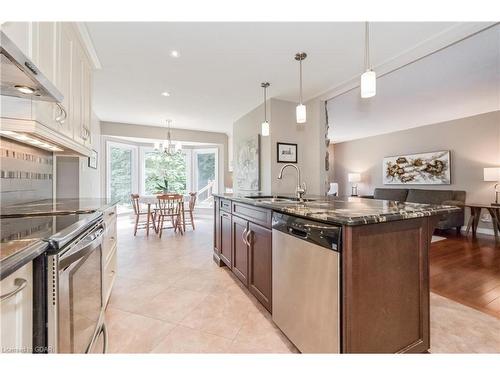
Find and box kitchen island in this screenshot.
[213,193,460,354]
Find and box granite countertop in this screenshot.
[214,193,461,226]
[0,198,118,279]
[0,198,118,218]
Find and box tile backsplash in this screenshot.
[0,137,53,206]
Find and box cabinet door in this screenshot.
[248,223,272,312]
[56,23,73,138]
[81,58,92,146]
[219,211,232,267]
[71,43,83,143]
[214,198,221,254]
[32,22,57,83]
[232,216,249,285]
[0,262,33,353]
[31,22,63,131]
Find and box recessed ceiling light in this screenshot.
[170,50,180,58]
[14,85,36,94]
[161,91,170,97]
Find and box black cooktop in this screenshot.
[0,214,98,243]
[0,198,117,218]
[0,212,101,264]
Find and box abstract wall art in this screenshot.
[235,135,260,191]
[383,150,451,185]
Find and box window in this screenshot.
[106,139,220,211]
[106,141,138,212]
[193,148,218,207]
[141,148,189,195]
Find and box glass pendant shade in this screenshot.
[261,121,270,136]
[361,70,376,98]
[296,104,306,124]
[175,142,182,152]
[154,141,160,151]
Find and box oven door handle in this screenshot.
[59,225,104,269]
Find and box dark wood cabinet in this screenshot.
[219,211,232,267]
[232,216,249,285]
[214,199,220,252]
[213,199,273,313]
[342,217,436,353]
[248,222,272,312]
[213,198,223,266]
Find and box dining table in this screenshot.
[138,194,191,236]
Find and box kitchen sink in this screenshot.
[244,195,319,203]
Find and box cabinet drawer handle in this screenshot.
[242,228,248,246]
[246,229,252,246]
[0,278,28,302]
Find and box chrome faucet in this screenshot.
[277,164,307,201]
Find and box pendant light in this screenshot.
[361,21,376,98]
[261,82,270,136]
[295,52,307,124]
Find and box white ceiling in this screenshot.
[86,22,487,135]
[327,24,500,143]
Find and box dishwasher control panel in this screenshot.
[272,212,342,252]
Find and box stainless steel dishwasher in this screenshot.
[272,212,341,353]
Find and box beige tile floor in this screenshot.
[106,211,500,353]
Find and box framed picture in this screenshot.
[277,142,297,163]
[383,150,451,185]
[88,149,98,169]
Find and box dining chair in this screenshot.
[155,194,184,238]
[130,194,156,236]
[182,192,197,231]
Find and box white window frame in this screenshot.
[105,140,139,200]
[192,147,219,194]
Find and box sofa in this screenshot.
[369,188,466,233]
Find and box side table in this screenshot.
[465,203,500,241]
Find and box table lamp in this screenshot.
[348,173,361,197]
[484,167,500,206]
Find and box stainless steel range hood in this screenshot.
[0,31,63,103]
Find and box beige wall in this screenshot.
[232,101,272,193]
[333,111,500,231]
[233,98,327,196]
[79,112,102,198]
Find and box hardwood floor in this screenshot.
[430,231,500,319]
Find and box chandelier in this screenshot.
[154,119,182,156]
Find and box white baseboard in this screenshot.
[460,226,495,236]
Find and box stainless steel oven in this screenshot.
[47,219,107,353]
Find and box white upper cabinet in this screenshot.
[1,22,94,148]
[31,22,57,83]
[1,22,33,58]
[81,57,92,147]
[56,23,74,138]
